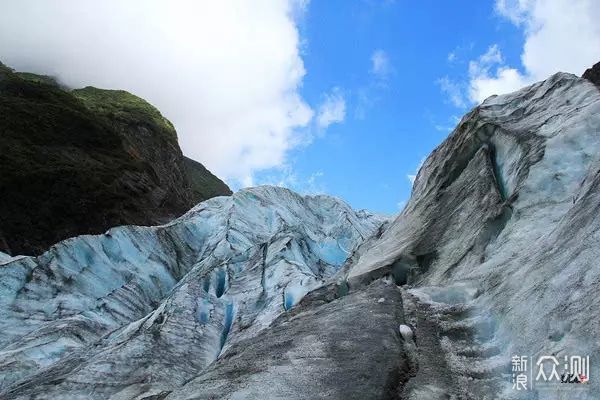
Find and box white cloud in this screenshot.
[440,1,600,107]
[355,50,392,119]
[437,76,467,108]
[469,0,600,103]
[438,45,503,107]
[495,0,535,25]
[467,44,532,103]
[257,166,326,195]
[468,45,503,77]
[316,87,346,129]
[469,66,531,103]
[370,49,391,79]
[445,42,474,65]
[0,0,314,187]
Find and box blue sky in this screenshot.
[257,0,525,214]
[2,1,598,215]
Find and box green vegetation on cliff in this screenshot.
[14,72,59,86]
[0,62,231,255]
[72,87,177,140]
[184,156,232,200]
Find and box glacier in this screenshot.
[0,187,384,398]
[0,71,600,399]
[345,72,600,399]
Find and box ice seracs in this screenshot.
[0,186,384,398]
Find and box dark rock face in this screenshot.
[582,61,600,86]
[183,156,232,201]
[0,64,230,256]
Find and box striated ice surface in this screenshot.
[346,73,600,399]
[0,186,384,397]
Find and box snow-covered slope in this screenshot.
[0,187,384,398]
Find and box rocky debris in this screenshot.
[582,61,600,86]
[398,324,414,342]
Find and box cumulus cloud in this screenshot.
[439,1,600,106]
[0,0,314,187]
[316,87,346,130]
[469,0,600,103]
[467,44,532,103]
[468,45,503,76]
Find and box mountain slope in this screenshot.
[0,63,231,256]
[183,156,232,201]
[0,67,599,400]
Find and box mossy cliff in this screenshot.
[0,62,231,255]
